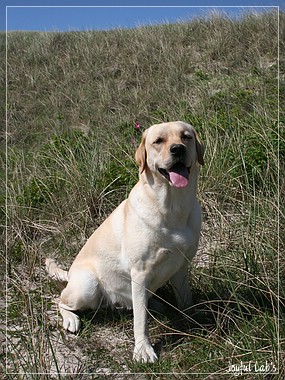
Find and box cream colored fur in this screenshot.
[46,121,204,363]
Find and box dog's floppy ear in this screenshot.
[135,131,148,174]
[194,131,205,166]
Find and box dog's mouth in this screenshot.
[158,162,190,188]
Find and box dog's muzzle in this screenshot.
[158,162,190,188]
[158,144,190,188]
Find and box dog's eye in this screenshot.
[153,137,164,145]
[182,133,192,141]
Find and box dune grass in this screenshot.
[2,10,285,379]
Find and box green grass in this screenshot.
[2,10,285,379]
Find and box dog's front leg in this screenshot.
[131,268,158,363]
[170,263,193,312]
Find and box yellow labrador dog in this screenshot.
[46,121,204,363]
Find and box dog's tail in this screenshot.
[45,258,68,282]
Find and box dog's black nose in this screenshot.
[170,144,186,157]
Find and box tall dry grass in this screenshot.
[2,10,284,378]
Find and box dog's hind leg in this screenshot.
[59,267,102,333]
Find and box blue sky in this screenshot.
[2,0,284,32]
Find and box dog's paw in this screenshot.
[60,308,81,333]
[133,341,158,363]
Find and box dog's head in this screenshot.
[135,121,204,188]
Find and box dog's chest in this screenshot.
[151,225,194,263]
[146,243,187,292]
[159,225,194,252]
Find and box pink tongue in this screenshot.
[169,163,189,188]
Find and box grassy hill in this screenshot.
[2,10,285,378]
